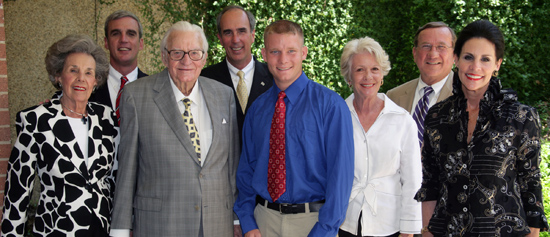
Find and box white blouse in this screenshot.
[340,93,422,235]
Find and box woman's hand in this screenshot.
[525,227,539,237]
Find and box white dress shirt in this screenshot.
[109,77,212,237]
[410,74,450,113]
[226,58,255,96]
[106,66,140,108]
[340,93,422,235]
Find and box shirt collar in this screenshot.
[417,72,450,97]
[226,57,255,76]
[274,71,308,104]
[345,93,406,115]
[168,74,201,106]
[109,65,140,82]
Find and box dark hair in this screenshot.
[454,20,505,60]
[216,5,256,35]
[414,22,456,47]
[104,10,143,39]
[45,35,109,90]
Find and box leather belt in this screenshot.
[256,196,325,214]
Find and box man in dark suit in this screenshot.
[90,10,147,109]
[110,21,239,237]
[201,5,273,134]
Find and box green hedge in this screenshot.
[132,1,550,235]
[133,0,550,107]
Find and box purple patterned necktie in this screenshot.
[412,86,433,148]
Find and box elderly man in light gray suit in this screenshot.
[110,20,239,237]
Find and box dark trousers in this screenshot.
[338,212,400,237]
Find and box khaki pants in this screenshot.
[253,204,319,237]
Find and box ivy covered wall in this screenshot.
[134,0,550,107]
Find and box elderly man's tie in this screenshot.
[182,98,201,163]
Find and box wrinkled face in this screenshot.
[217,9,255,69]
[56,52,97,104]
[162,30,207,85]
[349,52,383,99]
[104,17,144,68]
[261,33,307,90]
[455,37,502,94]
[413,27,455,85]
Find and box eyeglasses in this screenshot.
[165,48,205,61]
[418,44,452,53]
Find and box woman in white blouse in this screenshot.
[338,36,422,237]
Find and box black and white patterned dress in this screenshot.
[1,97,119,236]
[415,73,549,236]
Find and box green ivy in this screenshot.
[131,1,550,233]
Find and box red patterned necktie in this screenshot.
[268,91,287,202]
[115,76,128,124]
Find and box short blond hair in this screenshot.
[340,36,391,84]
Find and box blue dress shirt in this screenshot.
[234,72,354,236]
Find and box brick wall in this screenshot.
[0,0,10,213]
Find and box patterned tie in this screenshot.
[412,86,434,147]
[115,76,128,124]
[182,98,201,163]
[236,70,248,113]
[268,91,286,202]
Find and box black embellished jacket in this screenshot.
[415,72,548,236]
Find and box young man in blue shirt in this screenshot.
[234,19,354,237]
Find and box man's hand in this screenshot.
[244,229,261,237]
[233,225,242,237]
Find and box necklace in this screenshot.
[61,103,88,124]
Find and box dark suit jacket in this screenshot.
[89,68,148,108]
[201,57,273,135]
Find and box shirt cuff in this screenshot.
[110,229,130,237]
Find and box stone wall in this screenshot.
[1,0,158,226]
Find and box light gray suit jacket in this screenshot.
[386,71,454,113]
[111,69,240,237]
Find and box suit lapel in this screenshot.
[198,77,221,167]
[396,79,418,113]
[152,70,200,165]
[248,59,272,112]
[437,71,454,102]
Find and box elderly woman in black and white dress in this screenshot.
[338,36,422,237]
[1,34,118,237]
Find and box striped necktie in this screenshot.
[115,76,128,124]
[412,86,433,148]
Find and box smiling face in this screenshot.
[261,33,307,91]
[57,52,97,105]
[455,37,502,95]
[163,30,207,87]
[350,52,383,100]
[217,9,255,69]
[104,17,144,71]
[413,27,455,85]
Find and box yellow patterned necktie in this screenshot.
[236,70,248,113]
[182,98,201,162]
